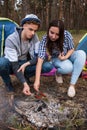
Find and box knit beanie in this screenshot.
[21,14,41,26]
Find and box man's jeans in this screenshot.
[0,57,36,85]
[0,57,54,85]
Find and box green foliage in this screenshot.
[37,31,46,40]
[69,30,87,35]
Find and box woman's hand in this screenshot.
[34,81,40,92]
[58,49,74,60]
[58,53,67,60]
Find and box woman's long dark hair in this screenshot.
[46,20,64,55]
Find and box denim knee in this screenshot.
[76,50,86,61]
[24,65,36,77]
[58,63,73,74]
[70,50,86,65]
[53,58,73,74]
[42,62,54,73]
[0,58,10,71]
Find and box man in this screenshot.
[0,14,41,95]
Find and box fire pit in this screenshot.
[14,93,86,129]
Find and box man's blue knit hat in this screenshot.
[21,14,41,26]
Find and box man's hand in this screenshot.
[23,82,31,95]
[17,62,30,73]
[17,64,26,74]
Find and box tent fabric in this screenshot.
[76,33,87,55]
[0,17,19,57]
[76,33,87,79]
[41,68,57,76]
[81,60,87,79]
[83,61,87,71]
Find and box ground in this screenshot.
[0,74,87,130]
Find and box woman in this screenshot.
[34,20,86,98]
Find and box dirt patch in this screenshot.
[0,75,87,129]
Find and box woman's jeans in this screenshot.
[0,57,36,85]
[42,50,86,85]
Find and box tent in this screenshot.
[76,33,87,55]
[0,17,19,57]
[76,33,87,79]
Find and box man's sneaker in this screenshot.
[55,73,63,84]
[5,82,14,92]
[67,85,76,97]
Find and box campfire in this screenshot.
[14,92,86,129]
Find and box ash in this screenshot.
[14,93,72,128]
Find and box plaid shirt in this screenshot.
[38,30,74,60]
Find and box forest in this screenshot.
[0,0,87,30]
[0,0,87,130]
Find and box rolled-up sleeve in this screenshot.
[38,35,47,59]
[63,31,74,55]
